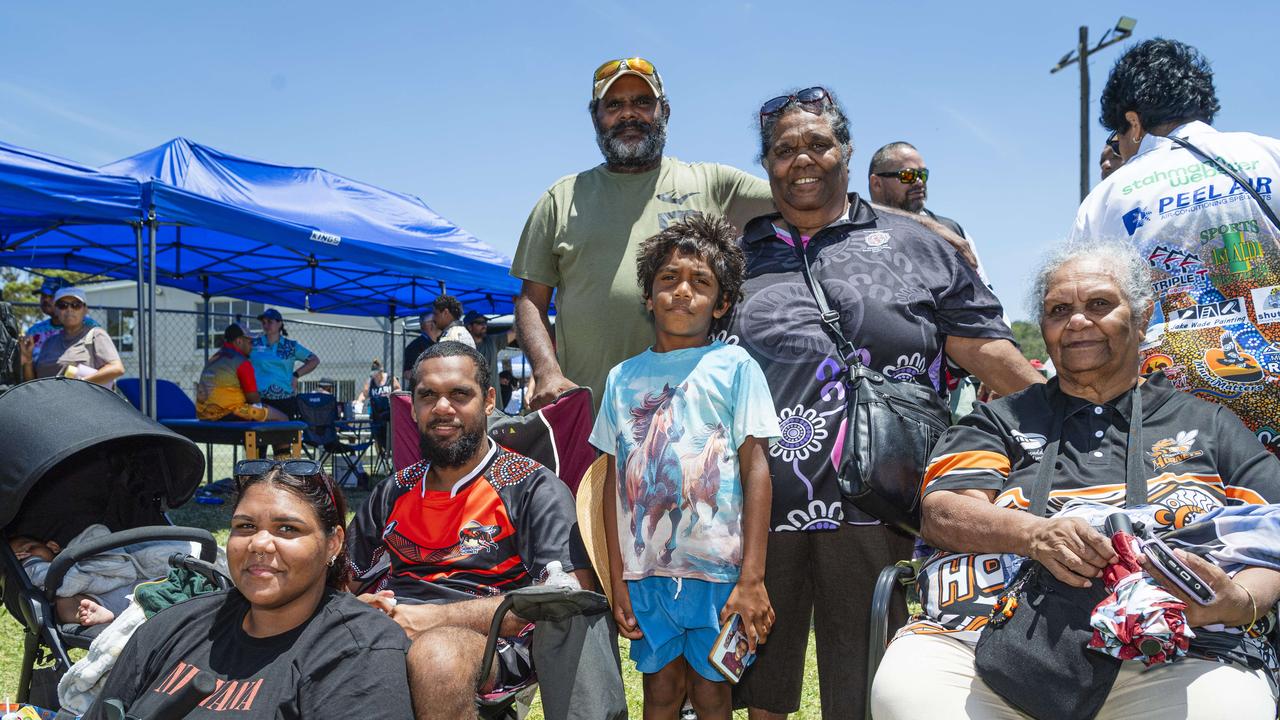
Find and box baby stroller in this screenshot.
[0,378,223,707]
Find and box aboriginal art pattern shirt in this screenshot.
[249,335,314,400]
[717,195,1013,531]
[589,341,781,582]
[1071,121,1280,453]
[903,374,1280,673]
[346,445,584,603]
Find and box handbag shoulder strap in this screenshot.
[1028,382,1146,517]
[1168,135,1280,232]
[785,223,873,377]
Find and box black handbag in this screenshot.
[789,225,951,534]
[973,386,1148,720]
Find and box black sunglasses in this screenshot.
[55,301,85,310]
[1105,131,1121,156]
[872,168,929,184]
[759,87,831,125]
[234,458,323,484]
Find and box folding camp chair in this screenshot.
[0,378,224,707]
[368,394,393,477]
[297,392,373,487]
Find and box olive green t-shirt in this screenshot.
[511,157,773,411]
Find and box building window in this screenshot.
[107,309,134,353]
[196,299,265,349]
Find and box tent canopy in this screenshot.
[0,137,518,316]
[0,141,140,231]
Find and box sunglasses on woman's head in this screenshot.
[55,301,85,310]
[234,458,323,483]
[872,168,929,185]
[759,87,831,126]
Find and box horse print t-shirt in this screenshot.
[589,341,781,583]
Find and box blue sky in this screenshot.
[2,0,1276,319]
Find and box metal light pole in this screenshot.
[1051,17,1137,201]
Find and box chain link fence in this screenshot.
[16,302,413,482]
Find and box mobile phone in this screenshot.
[1141,536,1216,605]
[708,613,754,684]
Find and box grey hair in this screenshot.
[1029,239,1154,325]
[757,88,853,164]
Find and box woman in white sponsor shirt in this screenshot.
[1070,38,1280,455]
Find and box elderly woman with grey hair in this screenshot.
[871,240,1280,720]
[718,87,1045,719]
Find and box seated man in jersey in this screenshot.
[195,323,287,421]
[346,341,590,720]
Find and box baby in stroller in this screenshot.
[9,524,204,628]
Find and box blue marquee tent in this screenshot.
[3,138,517,316]
[0,137,519,414]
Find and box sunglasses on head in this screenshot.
[234,458,336,505]
[872,168,930,185]
[55,301,85,310]
[1106,131,1121,156]
[235,458,323,482]
[593,57,657,82]
[759,87,831,125]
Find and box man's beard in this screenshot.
[418,418,487,468]
[595,113,667,169]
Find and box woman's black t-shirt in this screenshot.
[84,588,413,720]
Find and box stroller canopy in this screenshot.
[0,378,205,529]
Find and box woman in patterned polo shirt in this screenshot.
[873,240,1280,719]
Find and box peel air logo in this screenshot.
[1149,430,1204,470]
[309,230,341,246]
[1011,431,1047,461]
[1251,285,1280,325]
[1123,207,1151,236]
[1154,177,1273,219]
[1166,298,1247,332]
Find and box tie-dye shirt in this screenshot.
[589,341,780,583]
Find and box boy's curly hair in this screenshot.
[635,214,746,309]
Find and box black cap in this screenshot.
[463,311,487,325]
[223,323,247,343]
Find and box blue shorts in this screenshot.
[627,576,737,682]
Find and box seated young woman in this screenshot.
[83,460,414,719]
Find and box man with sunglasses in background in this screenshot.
[868,141,991,281]
[512,56,774,414]
[22,275,100,362]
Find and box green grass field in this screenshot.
[1,487,825,717]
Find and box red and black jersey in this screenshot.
[347,444,584,603]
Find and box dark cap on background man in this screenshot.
[463,311,488,325]
[39,276,70,296]
[223,323,247,343]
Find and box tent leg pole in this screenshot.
[134,224,148,416]
[148,216,158,420]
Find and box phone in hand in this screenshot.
[1142,536,1216,605]
[708,613,754,683]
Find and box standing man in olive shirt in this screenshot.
[511,57,774,412]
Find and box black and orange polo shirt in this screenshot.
[347,444,584,603]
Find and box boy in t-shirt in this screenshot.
[589,215,780,719]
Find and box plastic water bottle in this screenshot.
[543,561,580,590]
